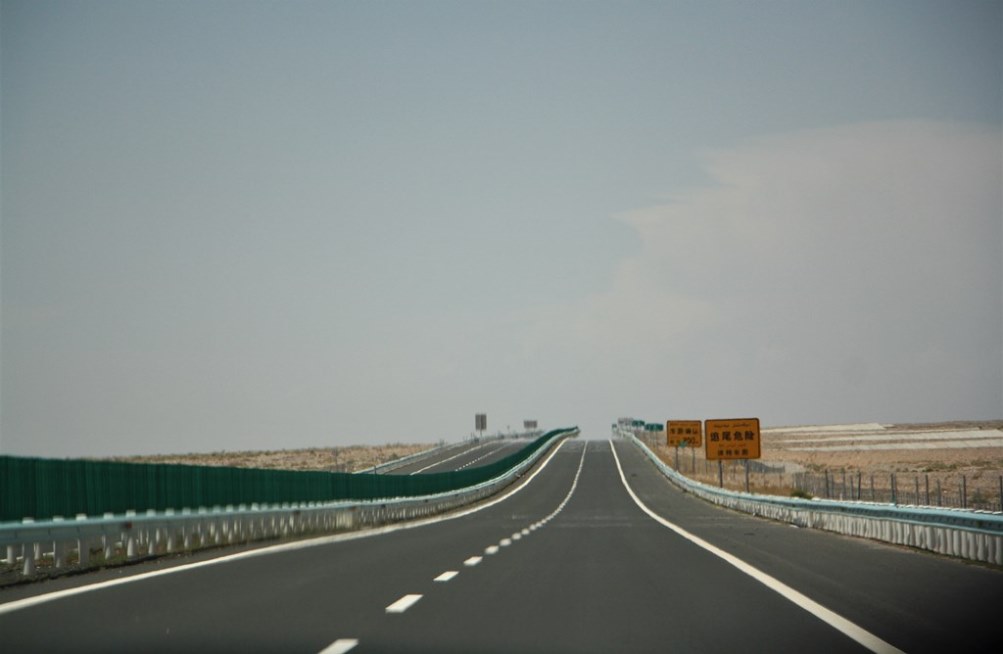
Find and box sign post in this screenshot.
[667,421,702,472]
[704,418,761,489]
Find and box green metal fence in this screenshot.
[0,428,576,523]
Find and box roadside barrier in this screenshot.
[621,429,1003,566]
[354,431,541,475]
[0,429,574,523]
[0,428,578,578]
[352,443,453,474]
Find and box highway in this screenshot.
[386,439,531,475]
[1,437,1000,653]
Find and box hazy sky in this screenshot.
[2,1,1001,457]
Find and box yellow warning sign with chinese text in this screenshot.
[704,418,761,460]
[667,421,702,448]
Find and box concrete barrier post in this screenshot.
[22,545,35,576]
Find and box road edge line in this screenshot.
[608,440,905,654]
[0,439,573,616]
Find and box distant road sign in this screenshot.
[667,420,702,447]
[705,418,761,460]
[475,414,487,431]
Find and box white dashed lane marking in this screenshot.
[317,444,593,654]
[469,443,589,570]
[385,594,423,614]
[319,639,359,654]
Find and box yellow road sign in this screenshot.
[704,418,761,460]
[667,420,702,448]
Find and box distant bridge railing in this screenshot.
[0,428,579,578]
[620,429,1003,566]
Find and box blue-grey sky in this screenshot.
[2,1,1001,457]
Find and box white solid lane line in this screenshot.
[0,439,575,617]
[463,556,483,567]
[409,444,487,474]
[318,638,359,654]
[385,594,423,614]
[434,571,458,582]
[608,440,905,654]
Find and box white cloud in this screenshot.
[528,121,1002,430]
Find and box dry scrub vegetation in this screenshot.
[112,442,437,473]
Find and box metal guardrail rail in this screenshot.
[352,442,454,474]
[353,431,542,475]
[620,429,1003,566]
[1,429,579,578]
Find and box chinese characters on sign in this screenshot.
[667,420,703,448]
[704,418,761,460]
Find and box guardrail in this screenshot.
[619,429,1003,566]
[352,442,453,474]
[1,428,579,578]
[0,431,566,523]
[353,432,542,475]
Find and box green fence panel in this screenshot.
[0,427,576,522]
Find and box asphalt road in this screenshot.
[1,437,1000,653]
[384,439,528,475]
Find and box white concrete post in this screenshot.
[22,545,35,576]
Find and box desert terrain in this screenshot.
[113,421,1003,511]
[645,421,1003,511]
[112,442,437,473]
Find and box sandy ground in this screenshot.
[644,421,1003,511]
[113,421,1003,509]
[112,442,438,473]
